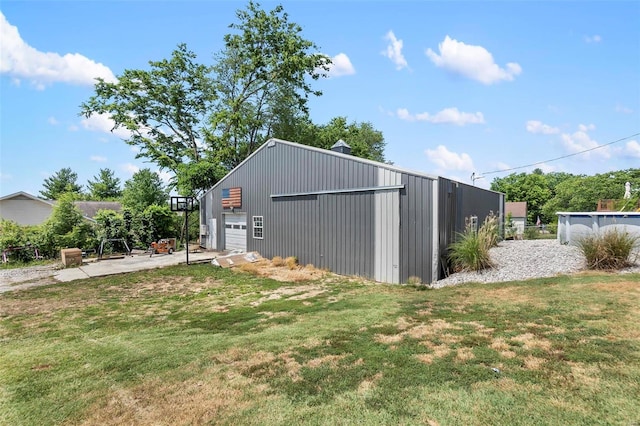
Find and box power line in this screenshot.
[479,131,640,177]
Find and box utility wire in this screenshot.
[479,131,640,177]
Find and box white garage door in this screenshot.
[224,214,247,251]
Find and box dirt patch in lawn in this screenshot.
[0,276,221,317]
[79,366,260,426]
[250,283,328,307]
[239,259,329,283]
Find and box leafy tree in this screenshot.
[80,44,216,197]
[543,169,640,216]
[87,168,122,200]
[491,171,551,224]
[136,205,178,247]
[313,117,385,162]
[40,192,96,257]
[80,3,391,197]
[40,167,83,200]
[94,209,127,241]
[121,169,169,212]
[207,1,330,169]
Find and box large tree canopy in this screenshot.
[80,2,389,198]
[40,167,83,200]
[207,1,331,169]
[80,44,215,196]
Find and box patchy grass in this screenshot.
[1,266,639,425]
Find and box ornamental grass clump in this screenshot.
[577,228,639,270]
[448,213,499,272]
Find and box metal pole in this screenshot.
[186,210,189,265]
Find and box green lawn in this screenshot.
[1,265,639,425]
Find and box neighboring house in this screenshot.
[74,201,122,219]
[0,191,121,226]
[199,138,505,285]
[505,201,527,238]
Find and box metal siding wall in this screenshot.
[438,178,458,279]
[456,182,504,230]
[201,142,378,278]
[399,174,435,284]
[374,169,401,283]
[437,177,504,278]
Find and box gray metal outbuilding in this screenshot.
[199,138,504,284]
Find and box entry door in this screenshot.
[224,214,247,251]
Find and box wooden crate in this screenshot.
[61,248,83,267]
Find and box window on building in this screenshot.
[253,216,264,239]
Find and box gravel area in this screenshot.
[433,239,640,288]
[0,263,61,293]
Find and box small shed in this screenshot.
[505,201,527,238]
[199,139,504,285]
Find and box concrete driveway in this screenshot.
[54,250,218,282]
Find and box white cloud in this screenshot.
[90,155,107,163]
[0,11,116,88]
[495,162,511,171]
[578,123,595,132]
[382,31,408,70]
[0,172,13,181]
[615,104,633,114]
[48,116,58,125]
[121,163,139,176]
[535,163,556,174]
[526,120,560,135]
[326,53,355,77]
[68,124,79,132]
[81,113,131,139]
[425,145,475,171]
[560,124,609,159]
[425,35,521,84]
[584,34,602,43]
[397,107,484,126]
[131,146,141,153]
[622,140,640,158]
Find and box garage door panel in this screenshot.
[225,214,247,251]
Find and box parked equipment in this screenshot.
[149,238,176,257]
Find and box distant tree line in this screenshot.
[490,168,640,225]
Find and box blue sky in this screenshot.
[1,1,639,197]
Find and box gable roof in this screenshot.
[0,191,55,206]
[506,201,527,218]
[203,138,505,199]
[0,192,121,223]
[74,201,122,219]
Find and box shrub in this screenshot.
[577,229,639,270]
[272,256,285,267]
[479,213,499,248]
[39,193,97,257]
[0,219,43,263]
[447,215,497,272]
[524,226,538,240]
[285,256,298,270]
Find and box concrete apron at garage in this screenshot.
[54,250,219,282]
